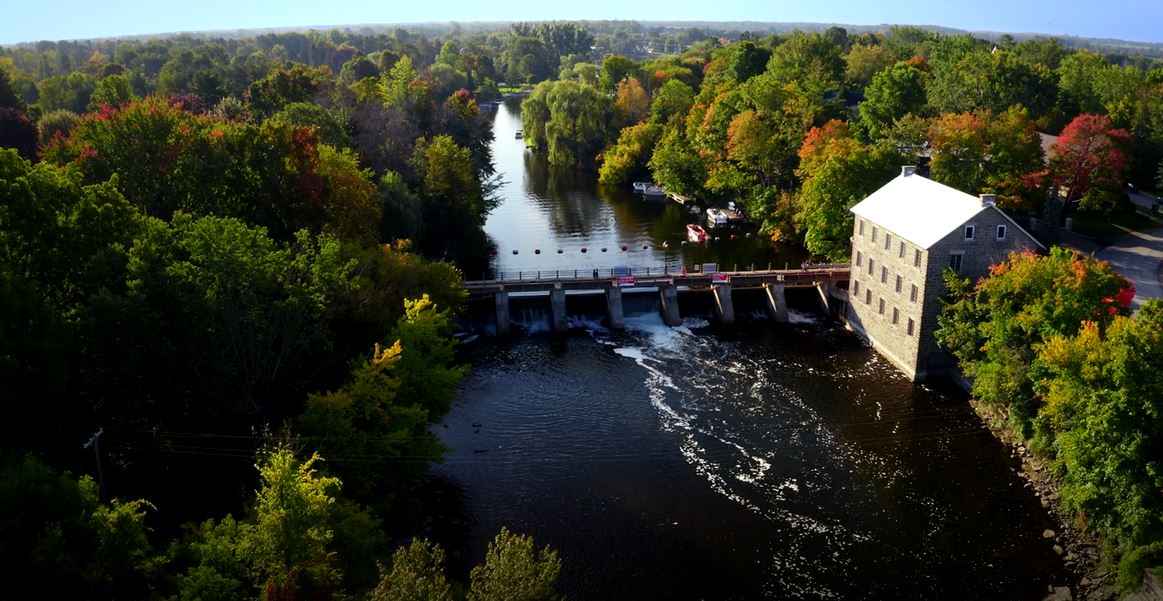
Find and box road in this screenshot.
[1097,227,1163,311]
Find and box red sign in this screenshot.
[618,274,637,286]
[711,272,730,284]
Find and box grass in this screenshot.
[1070,206,1163,240]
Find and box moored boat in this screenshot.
[515,129,523,139]
[686,223,708,243]
[643,185,666,198]
[632,181,650,193]
[706,208,729,227]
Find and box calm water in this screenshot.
[475,98,803,280]
[421,101,1068,599]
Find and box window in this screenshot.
[892,307,899,325]
[856,250,862,267]
[907,318,915,336]
[949,253,964,273]
[859,220,865,236]
[895,275,902,293]
[853,280,860,294]
[872,226,878,244]
[878,298,885,315]
[868,258,874,276]
[865,289,872,305]
[880,266,888,284]
[964,225,975,240]
[914,249,921,268]
[884,233,892,250]
[910,283,918,303]
[899,241,905,259]
[996,224,1007,240]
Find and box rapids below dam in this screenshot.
[413,98,1070,599]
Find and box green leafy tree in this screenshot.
[88,73,138,111]
[541,81,611,169]
[371,539,454,601]
[649,79,694,125]
[599,55,641,94]
[856,61,928,140]
[0,456,158,600]
[240,447,343,599]
[598,122,661,186]
[468,527,562,601]
[37,108,79,146]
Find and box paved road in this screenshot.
[1097,228,1163,311]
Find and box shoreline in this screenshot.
[968,398,1117,600]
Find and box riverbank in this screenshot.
[969,399,1117,600]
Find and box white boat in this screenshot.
[643,185,666,198]
[686,223,708,243]
[515,129,523,139]
[632,181,650,193]
[706,208,729,227]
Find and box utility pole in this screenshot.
[83,428,105,499]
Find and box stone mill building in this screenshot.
[846,166,1043,381]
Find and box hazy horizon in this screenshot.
[3,0,1162,46]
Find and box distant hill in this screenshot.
[7,20,1163,58]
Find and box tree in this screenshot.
[935,247,1133,437]
[297,295,463,506]
[927,49,1055,117]
[599,55,640,94]
[0,456,157,600]
[598,122,661,186]
[0,107,38,161]
[1049,113,1131,215]
[928,107,1044,209]
[240,447,343,599]
[613,77,650,128]
[37,109,79,146]
[856,61,928,140]
[0,67,25,110]
[649,79,694,124]
[88,73,138,111]
[371,539,454,601]
[468,527,561,601]
[844,43,897,88]
[1030,301,1163,590]
[541,81,611,169]
[793,120,897,259]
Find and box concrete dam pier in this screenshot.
[466,267,849,334]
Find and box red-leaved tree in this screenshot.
[1049,114,1131,215]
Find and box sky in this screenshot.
[2,0,1161,45]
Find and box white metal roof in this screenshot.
[850,171,989,249]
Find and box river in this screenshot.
[419,98,1068,599]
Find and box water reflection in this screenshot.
[483,98,804,277]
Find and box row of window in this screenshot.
[852,260,920,302]
[853,279,916,336]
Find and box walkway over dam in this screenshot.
[465,265,850,334]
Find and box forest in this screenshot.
[2,19,1163,598]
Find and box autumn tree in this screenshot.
[844,43,896,88]
[1048,113,1131,215]
[793,120,898,259]
[613,76,650,128]
[928,106,1044,209]
[936,247,1133,436]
